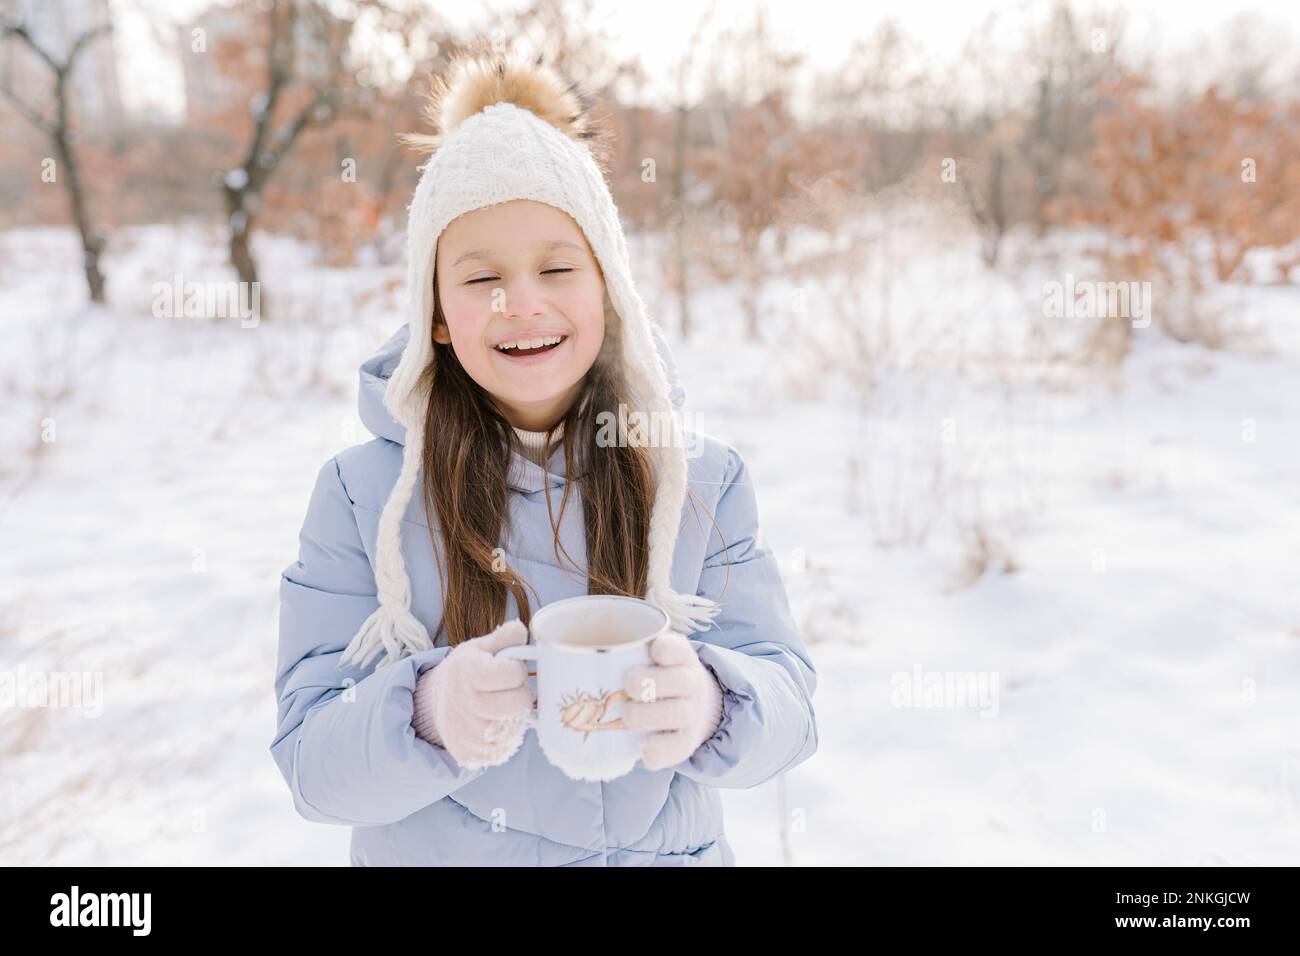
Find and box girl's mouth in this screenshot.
[493,335,568,365]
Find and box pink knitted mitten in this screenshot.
[619,632,726,771]
[411,619,535,769]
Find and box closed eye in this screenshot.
[464,268,574,285]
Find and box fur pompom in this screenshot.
[400,44,611,170]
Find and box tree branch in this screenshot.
[0,82,54,132]
[1,17,62,74]
[1,17,112,77]
[64,22,113,72]
[0,16,112,132]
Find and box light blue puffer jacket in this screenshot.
[270,322,818,865]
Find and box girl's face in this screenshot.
[433,199,607,431]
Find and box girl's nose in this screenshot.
[503,277,547,319]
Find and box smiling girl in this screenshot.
[271,47,818,866]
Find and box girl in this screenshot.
[271,48,818,866]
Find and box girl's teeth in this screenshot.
[497,335,564,351]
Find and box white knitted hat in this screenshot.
[339,51,721,671]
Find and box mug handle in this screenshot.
[495,644,539,713]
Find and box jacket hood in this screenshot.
[357,320,687,447]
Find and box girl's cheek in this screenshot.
[442,301,489,342]
[570,286,605,330]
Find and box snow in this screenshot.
[1,218,1297,865]
[224,168,249,191]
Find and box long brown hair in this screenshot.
[416,287,723,647]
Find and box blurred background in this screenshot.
[1,0,1298,865]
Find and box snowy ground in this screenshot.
[1,219,1297,865]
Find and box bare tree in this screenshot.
[0,15,112,303]
[487,0,630,93]
[1018,1,1125,235]
[960,142,1009,269]
[668,4,715,339]
[696,8,811,340]
[832,20,936,193]
[218,0,364,298]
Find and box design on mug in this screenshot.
[558,688,631,740]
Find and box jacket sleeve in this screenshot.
[270,455,489,826]
[675,445,819,789]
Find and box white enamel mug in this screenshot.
[496,595,670,782]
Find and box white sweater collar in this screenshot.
[512,422,565,468]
